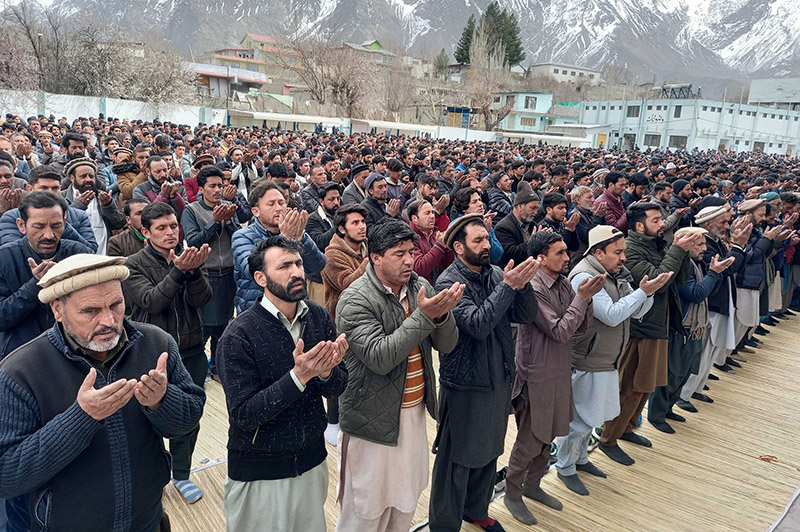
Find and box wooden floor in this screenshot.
[163,318,800,531]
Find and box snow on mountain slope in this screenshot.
[43,0,800,80]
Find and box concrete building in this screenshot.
[186,62,270,97]
[528,62,603,85]
[207,34,299,93]
[494,92,580,132]
[341,40,433,79]
[579,97,800,155]
[748,78,800,111]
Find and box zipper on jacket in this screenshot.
[251,427,260,445]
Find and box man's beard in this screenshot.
[463,246,490,268]
[266,274,307,302]
[69,325,122,352]
[644,226,663,239]
[76,182,97,195]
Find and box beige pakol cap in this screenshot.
[38,254,129,303]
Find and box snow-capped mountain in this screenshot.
[48,0,800,84]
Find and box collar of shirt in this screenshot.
[382,282,409,307]
[260,294,309,343]
[317,205,333,225]
[535,268,560,289]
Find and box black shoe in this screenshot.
[650,420,675,434]
[784,310,796,316]
[666,411,686,422]
[726,357,742,368]
[703,385,710,390]
[598,443,635,465]
[754,326,769,336]
[790,305,800,312]
[713,363,736,374]
[692,392,714,403]
[765,317,779,326]
[676,399,698,413]
[746,338,761,348]
[620,431,652,447]
[707,373,720,381]
[463,515,507,531]
[773,312,786,318]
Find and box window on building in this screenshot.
[771,114,776,119]
[656,105,662,111]
[668,135,687,148]
[644,134,661,146]
[231,62,240,68]
[520,117,537,127]
[647,105,653,110]
[589,74,595,78]
[601,106,606,110]
[554,68,559,74]
[735,140,740,145]
[570,71,576,76]
[247,64,258,72]
[562,70,568,74]
[728,109,734,114]
[614,132,619,137]
[627,105,640,118]
[739,111,743,115]
[579,72,584,77]
[763,113,768,118]
[674,105,682,118]
[779,144,783,148]
[702,106,708,111]
[795,117,799,122]
[524,96,538,109]
[745,141,750,146]
[717,108,722,113]
[609,106,614,110]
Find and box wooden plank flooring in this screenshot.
[164,319,800,531]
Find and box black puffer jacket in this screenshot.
[435,258,537,391]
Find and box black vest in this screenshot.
[0,321,175,532]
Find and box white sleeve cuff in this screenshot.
[289,369,306,392]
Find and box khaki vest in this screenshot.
[568,255,634,372]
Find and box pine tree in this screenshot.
[455,4,526,67]
[500,9,526,66]
[454,14,475,64]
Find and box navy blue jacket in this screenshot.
[231,219,326,313]
[704,235,745,316]
[736,229,774,290]
[435,259,537,390]
[0,238,93,358]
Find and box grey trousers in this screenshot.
[554,409,592,476]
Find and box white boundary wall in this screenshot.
[1,90,589,146]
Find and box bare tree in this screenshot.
[327,47,377,118]
[275,34,332,106]
[3,6,193,103]
[465,22,512,131]
[380,69,417,121]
